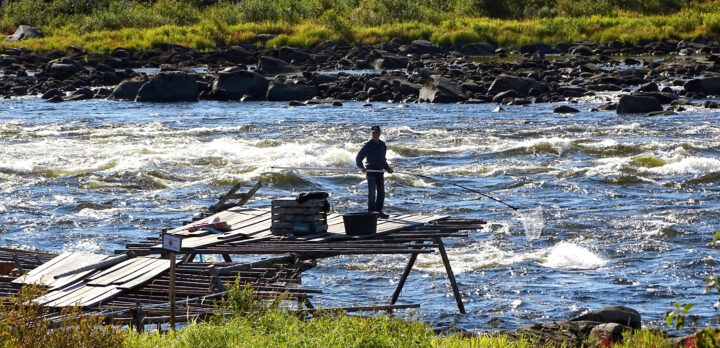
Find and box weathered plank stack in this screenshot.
[271,197,328,236]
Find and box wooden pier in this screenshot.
[0,184,485,329]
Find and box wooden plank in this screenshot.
[117,259,171,290]
[12,252,73,284]
[35,282,84,305]
[167,209,260,235]
[46,285,105,307]
[13,253,108,288]
[20,252,73,278]
[111,258,168,285]
[86,258,156,286]
[54,285,122,308]
[86,258,141,281]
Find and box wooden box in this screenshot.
[271,197,328,236]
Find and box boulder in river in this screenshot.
[616,95,663,114]
[108,77,149,101]
[257,56,298,75]
[458,43,496,56]
[684,77,720,95]
[46,57,85,80]
[210,68,269,100]
[488,75,549,96]
[135,71,199,102]
[419,75,466,103]
[266,81,319,101]
[571,305,642,329]
[553,105,580,113]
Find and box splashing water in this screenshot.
[514,206,544,241]
[542,242,607,270]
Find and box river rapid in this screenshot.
[1,93,720,332]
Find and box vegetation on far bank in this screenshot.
[0,0,719,52]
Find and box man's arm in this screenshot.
[382,143,392,173]
[356,143,368,172]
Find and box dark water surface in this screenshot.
[1,95,720,332]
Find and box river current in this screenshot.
[1,93,719,332]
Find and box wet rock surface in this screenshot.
[501,306,689,347]
[0,38,718,109]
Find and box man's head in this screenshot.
[370,125,381,140]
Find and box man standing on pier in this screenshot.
[356,125,393,219]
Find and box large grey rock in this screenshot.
[135,71,199,102]
[46,57,85,80]
[223,46,256,65]
[419,75,466,103]
[6,25,43,41]
[402,40,441,55]
[65,88,94,101]
[108,77,149,101]
[488,75,549,96]
[266,81,319,101]
[631,91,678,104]
[278,46,310,64]
[257,56,298,75]
[554,105,580,113]
[459,43,496,56]
[570,45,593,56]
[372,55,408,70]
[616,95,663,114]
[571,305,642,329]
[211,69,268,100]
[684,77,720,95]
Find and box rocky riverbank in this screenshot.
[1,38,720,111]
[500,305,699,347]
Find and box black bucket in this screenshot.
[342,212,378,236]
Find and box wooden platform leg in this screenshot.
[390,250,420,305]
[131,300,145,333]
[433,237,466,314]
[222,254,232,262]
[182,253,196,263]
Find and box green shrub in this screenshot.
[322,9,354,42]
[0,285,126,347]
[155,0,202,26]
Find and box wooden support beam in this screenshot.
[433,237,465,314]
[12,255,23,274]
[207,265,226,292]
[182,254,196,263]
[130,300,144,333]
[221,254,232,262]
[390,243,424,305]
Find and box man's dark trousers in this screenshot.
[367,172,384,213]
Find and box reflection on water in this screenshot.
[1,96,720,332]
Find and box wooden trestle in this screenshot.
[0,187,485,329]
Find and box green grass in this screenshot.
[0,1,719,52]
[124,310,547,348]
[0,283,695,348]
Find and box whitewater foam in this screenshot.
[647,156,720,175]
[541,242,607,270]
